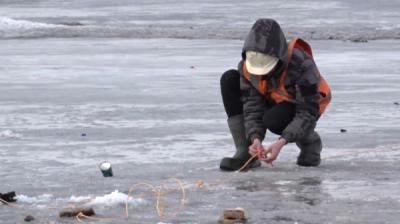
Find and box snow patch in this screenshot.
[0,17,61,30]
[0,130,21,139]
[275,181,294,185]
[69,190,143,207]
[16,194,53,204]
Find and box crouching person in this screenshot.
[219,18,331,171]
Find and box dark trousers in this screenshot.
[220,69,295,136]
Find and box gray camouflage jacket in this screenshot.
[239,18,324,143]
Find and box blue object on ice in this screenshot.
[81,133,86,137]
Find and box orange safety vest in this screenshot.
[243,38,331,115]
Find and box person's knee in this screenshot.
[297,128,320,144]
[220,69,240,92]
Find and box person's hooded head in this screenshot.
[242,19,288,77]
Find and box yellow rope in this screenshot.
[322,142,400,160]
[73,154,260,222]
[0,198,20,207]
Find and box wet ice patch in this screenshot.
[16,194,52,204]
[69,190,143,207]
[0,130,21,139]
[322,180,395,201]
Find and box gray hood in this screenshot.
[242,18,288,82]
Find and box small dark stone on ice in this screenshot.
[340,129,347,133]
[24,215,34,222]
[394,102,399,105]
[328,36,334,40]
[81,133,86,136]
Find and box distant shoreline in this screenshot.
[1,25,400,41]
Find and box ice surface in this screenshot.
[0,38,399,223]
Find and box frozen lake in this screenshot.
[1,0,400,223]
[0,38,399,223]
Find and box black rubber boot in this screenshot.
[220,114,261,171]
[296,130,322,167]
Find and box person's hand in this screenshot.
[259,138,287,164]
[249,138,263,156]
